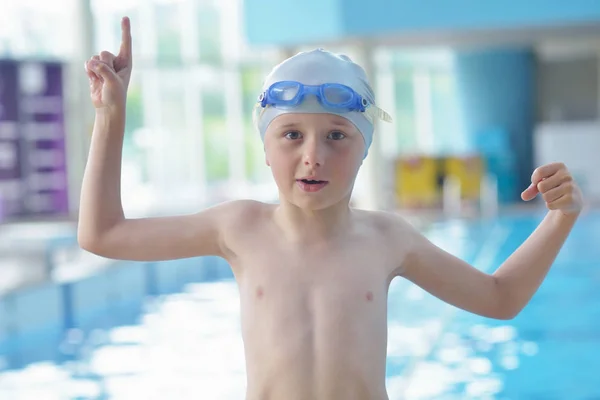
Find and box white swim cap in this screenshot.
[254,49,391,158]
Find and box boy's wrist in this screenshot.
[95,105,126,121]
[94,106,126,136]
[548,209,579,227]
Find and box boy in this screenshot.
[79,17,583,400]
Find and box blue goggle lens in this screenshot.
[270,82,301,102]
[322,85,353,105]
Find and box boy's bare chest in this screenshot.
[233,239,394,371]
[233,238,395,311]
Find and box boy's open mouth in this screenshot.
[299,179,327,184]
[296,178,329,192]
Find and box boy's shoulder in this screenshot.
[351,208,422,274]
[209,198,273,247]
[352,208,418,235]
[220,198,270,210]
[214,198,280,234]
[351,208,423,257]
[214,198,273,222]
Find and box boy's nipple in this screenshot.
[256,286,264,299]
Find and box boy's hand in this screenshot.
[521,162,583,215]
[84,16,132,112]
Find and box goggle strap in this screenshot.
[254,102,393,129]
[375,106,393,123]
[364,105,393,123]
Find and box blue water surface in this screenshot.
[0,211,598,399]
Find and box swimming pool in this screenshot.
[0,211,598,399]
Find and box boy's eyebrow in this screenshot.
[276,122,300,129]
[274,118,353,130]
[329,119,352,128]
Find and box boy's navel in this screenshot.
[366,291,373,302]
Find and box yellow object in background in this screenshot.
[395,156,440,207]
[444,155,484,200]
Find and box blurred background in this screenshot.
[0,0,599,398]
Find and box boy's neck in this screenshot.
[273,198,353,243]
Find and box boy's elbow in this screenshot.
[490,306,521,320]
[78,232,99,254]
[489,291,523,320]
[477,279,518,320]
[77,230,109,256]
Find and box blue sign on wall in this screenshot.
[244,0,600,46]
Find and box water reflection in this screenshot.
[389,321,539,399]
[0,282,247,399]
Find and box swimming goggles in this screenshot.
[256,81,392,123]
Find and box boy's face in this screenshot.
[264,113,365,210]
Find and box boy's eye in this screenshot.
[328,131,346,140]
[284,131,301,140]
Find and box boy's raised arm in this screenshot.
[77,17,245,262]
[397,163,583,319]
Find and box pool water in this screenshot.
[387,213,600,399]
[0,211,599,399]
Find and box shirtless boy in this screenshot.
[78,17,583,400]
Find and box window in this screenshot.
[394,67,417,153]
[155,3,182,66]
[202,77,229,183]
[241,64,270,183]
[197,3,222,64]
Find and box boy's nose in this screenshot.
[303,141,324,167]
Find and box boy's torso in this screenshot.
[224,203,410,400]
